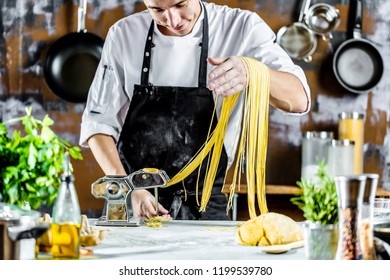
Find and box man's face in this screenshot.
[143,0,201,36]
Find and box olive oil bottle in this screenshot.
[51,152,81,259]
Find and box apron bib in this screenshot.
[117,8,229,220]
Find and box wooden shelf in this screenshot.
[377,187,390,197]
[222,184,390,197]
[222,184,301,195]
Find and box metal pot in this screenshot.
[332,0,384,94]
[43,0,104,103]
[0,203,48,260]
[277,0,317,62]
[304,3,340,40]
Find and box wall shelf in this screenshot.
[222,184,390,197]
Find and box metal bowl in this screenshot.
[276,23,317,62]
[304,3,340,39]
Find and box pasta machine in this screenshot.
[91,168,170,226]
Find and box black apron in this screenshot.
[117,8,229,220]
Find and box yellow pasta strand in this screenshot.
[166,95,239,187]
[166,57,270,218]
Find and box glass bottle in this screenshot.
[334,175,366,260]
[359,173,379,260]
[338,112,364,174]
[51,153,81,259]
[301,131,334,180]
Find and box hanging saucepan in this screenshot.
[276,0,317,62]
[304,3,340,40]
[43,0,104,103]
[332,0,383,94]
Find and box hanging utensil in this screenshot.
[43,0,104,103]
[332,0,384,94]
[304,3,341,40]
[276,0,317,62]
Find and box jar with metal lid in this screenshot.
[334,175,366,260]
[0,203,48,260]
[338,112,365,174]
[359,173,379,260]
[301,131,334,180]
[327,139,355,177]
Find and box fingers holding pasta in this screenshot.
[207,56,248,97]
[131,189,169,219]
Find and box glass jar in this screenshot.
[359,174,379,260]
[327,139,355,177]
[334,175,366,260]
[301,131,334,180]
[338,112,365,174]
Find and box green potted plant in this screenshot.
[0,107,83,210]
[291,161,339,259]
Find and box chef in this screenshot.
[80,0,311,220]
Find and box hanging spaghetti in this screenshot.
[166,57,270,218]
[229,58,270,218]
[166,94,239,186]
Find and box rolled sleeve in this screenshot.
[79,119,120,147]
[79,26,129,147]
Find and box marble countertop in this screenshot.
[85,220,306,260]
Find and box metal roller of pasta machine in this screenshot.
[91,168,170,226]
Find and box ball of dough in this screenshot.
[237,212,303,246]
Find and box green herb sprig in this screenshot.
[0,107,83,209]
[291,161,338,225]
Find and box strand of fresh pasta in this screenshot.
[166,94,239,187]
[166,57,270,218]
[255,60,270,215]
[224,58,270,218]
[199,95,237,211]
[243,57,270,217]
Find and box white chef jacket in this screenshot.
[80,1,311,168]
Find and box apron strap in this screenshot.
[140,23,155,85]
[140,3,209,87]
[198,3,209,88]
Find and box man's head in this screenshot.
[143,0,201,36]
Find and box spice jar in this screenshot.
[334,175,366,260]
[338,112,364,174]
[359,173,379,260]
[301,131,334,180]
[327,139,355,177]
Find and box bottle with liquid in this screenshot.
[51,153,81,259]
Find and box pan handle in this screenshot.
[78,0,87,33]
[298,0,311,23]
[352,0,363,39]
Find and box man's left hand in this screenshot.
[207,56,248,97]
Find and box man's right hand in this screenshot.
[131,189,171,219]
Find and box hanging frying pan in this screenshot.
[276,0,317,62]
[44,0,104,103]
[332,0,383,94]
